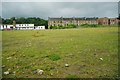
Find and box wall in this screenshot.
[16,24,34,27]
[48,18,99,28]
[35,26,45,30]
[48,17,118,28]
[0,25,13,29]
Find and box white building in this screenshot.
[16,24,35,30]
[0,24,45,30]
[35,26,45,30]
[0,24,13,30]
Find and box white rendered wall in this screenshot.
[0,25,13,29]
[0,25,3,29]
[36,26,45,30]
[16,24,34,27]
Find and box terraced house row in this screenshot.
[48,17,118,28]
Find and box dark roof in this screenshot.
[48,17,78,20]
[48,17,98,21]
[48,18,62,21]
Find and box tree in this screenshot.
[2,17,48,29]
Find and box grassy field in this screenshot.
[2,27,118,78]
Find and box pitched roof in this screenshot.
[48,17,98,21]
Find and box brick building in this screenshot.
[48,17,118,28]
[97,17,118,25]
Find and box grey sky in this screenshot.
[2,2,118,20]
[2,0,120,2]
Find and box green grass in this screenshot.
[66,74,78,78]
[48,54,61,61]
[2,27,118,78]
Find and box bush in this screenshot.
[49,24,78,29]
[81,23,89,27]
[49,25,53,29]
[81,23,98,28]
[89,24,98,27]
[58,25,63,29]
[67,24,77,28]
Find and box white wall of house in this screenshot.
[16,24,35,30]
[0,24,13,29]
[0,24,45,30]
[16,24,34,27]
[35,26,45,30]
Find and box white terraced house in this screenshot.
[0,24,13,30]
[35,26,45,30]
[0,24,45,30]
[16,24,35,30]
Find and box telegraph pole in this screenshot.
[12,17,16,29]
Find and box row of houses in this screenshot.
[48,17,118,28]
[0,24,45,30]
[0,17,118,30]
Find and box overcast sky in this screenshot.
[2,0,120,2]
[2,2,118,20]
